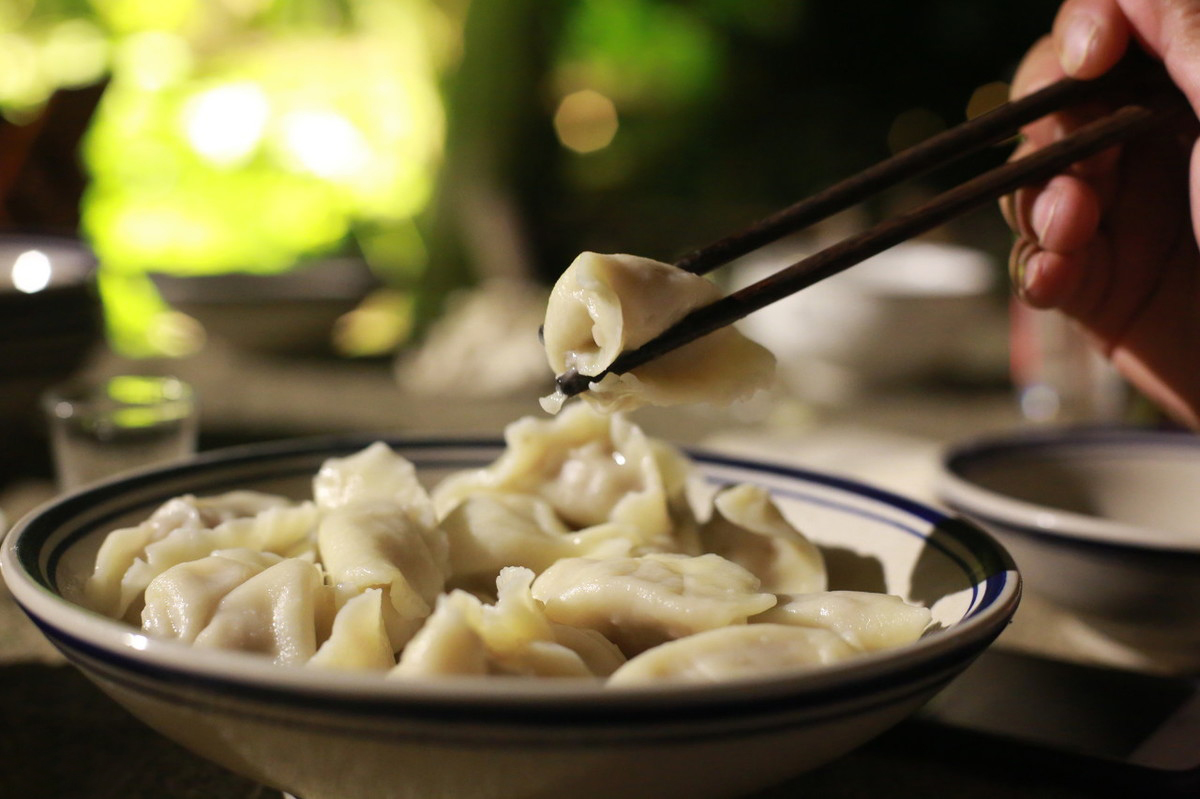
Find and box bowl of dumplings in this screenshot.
[3,405,1019,799]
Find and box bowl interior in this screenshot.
[942,429,1200,548]
[6,435,1018,702]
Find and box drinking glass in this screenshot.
[43,375,198,491]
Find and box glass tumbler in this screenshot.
[43,375,198,491]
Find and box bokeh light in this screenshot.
[887,107,947,154]
[183,83,269,166]
[966,81,1010,120]
[278,109,371,180]
[554,89,619,154]
[12,249,51,294]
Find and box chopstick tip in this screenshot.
[555,368,593,398]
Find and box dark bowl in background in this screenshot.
[0,234,103,438]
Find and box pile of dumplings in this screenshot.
[83,405,931,685]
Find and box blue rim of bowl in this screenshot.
[939,425,1200,557]
[3,434,1020,727]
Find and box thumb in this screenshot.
[1053,0,1131,79]
[1112,0,1200,114]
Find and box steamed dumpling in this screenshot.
[192,557,334,666]
[440,492,634,583]
[607,624,858,686]
[754,591,932,652]
[309,588,397,671]
[84,491,304,620]
[318,500,450,650]
[390,590,489,677]
[540,251,775,414]
[531,552,776,655]
[433,404,693,552]
[140,548,285,642]
[393,567,625,679]
[117,502,319,623]
[314,442,437,529]
[699,484,826,594]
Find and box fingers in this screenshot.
[1052,0,1130,78]
[1003,30,1120,246]
[1010,36,1068,152]
[1034,175,1103,252]
[1007,171,1105,309]
[1011,35,1065,101]
[1115,0,1200,112]
[1010,243,1094,308]
[1008,176,1103,308]
[1002,0,1136,308]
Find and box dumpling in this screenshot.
[390,591,489,677]
[192,557,334,666]
[440,493,634,583]
[118,501,319,623]
[141,548,285,642]
[540,251,775,414]
[754,591,932,652]
[548,622,627,678]
[698,484,826,594]
[317,500,449,650]
[475,567,619,678]
[84,491,300,620]
[393,567,624,679]
[309,588,397,671]
[314,442,437,529]
[531,553,777,655]
[607,624,858,686]
[484,567,625,678]
[432,405,691,552]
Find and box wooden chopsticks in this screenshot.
[555,52,1192,399]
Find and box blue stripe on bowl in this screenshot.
[33,612,997,742]
[945,424,1200,462]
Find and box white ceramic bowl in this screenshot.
[3,436,1019,799]
[732,240,999,401]
[936,426,1200,659]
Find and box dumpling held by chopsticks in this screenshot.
[540,252,775,414]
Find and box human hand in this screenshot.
[1003,0,1200,428]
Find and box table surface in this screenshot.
[3,343,1197,799]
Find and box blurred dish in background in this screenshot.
[150,257,377,359]
[0,234,102,431]
[937,426,1200,674]
[730,239,1002,405]
[393,279,550,399]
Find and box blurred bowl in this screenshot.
[0,234,102,430]
[936,426,1200,660]
[732,240,1000,401]
[150,257,376,358]
[2,436,1018,799]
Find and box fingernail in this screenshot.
[1031,186,1061,245]
[1009,238,1033,297]
[1022,251,1044,300]
[1060,14,1098,75]
[1009,238,1047,303]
